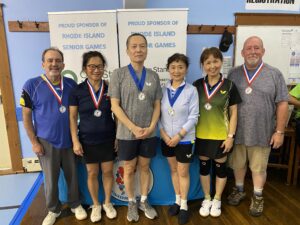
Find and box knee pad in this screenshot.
[214,161,227,178]
[199,159,211,176]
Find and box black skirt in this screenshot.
[81,140,115,164]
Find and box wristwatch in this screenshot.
[177,132,184,139]
[227,134,235,139]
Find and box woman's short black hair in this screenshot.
[82,51,107,70]
[167,53,189,69]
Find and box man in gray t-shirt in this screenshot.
[227,36,288,217]
[108,33,162,222]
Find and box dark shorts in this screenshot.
[82,140,115,164]
[118,137,158,161]
[195,138,229,159]
[296,118,300,144]
[161,140,194,163]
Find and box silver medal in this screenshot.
[138,92,145,100]
[204,103,212,111]
[94,109,102,117]
[168,108,175,116]
[245,87,252,94]
[59,105,66,113]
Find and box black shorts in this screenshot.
[161,140,194,163]
[296,118,300,144]
[195,138,229,159]
[82,140,115,164]
[118,137,158,161]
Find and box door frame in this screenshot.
[0,4,23,174]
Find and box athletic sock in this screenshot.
[180,199,188,211]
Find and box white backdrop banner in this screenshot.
[48,10,119,83]
[245,0,300,11]
[117,9,188,85]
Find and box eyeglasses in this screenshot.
[87,64,105,71]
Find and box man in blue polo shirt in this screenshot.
[20,47,87,225]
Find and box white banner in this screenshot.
[117,9,188,86]
[245,0,300,11]
[48,10,119,83]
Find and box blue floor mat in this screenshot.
[0,172,41,225]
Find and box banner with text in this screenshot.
[48,11,119,83]
[117,9,188,85]
[245,0,300,11]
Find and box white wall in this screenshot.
[0,89,11,169]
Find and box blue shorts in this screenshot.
[118,137,158,161]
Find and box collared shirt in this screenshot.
[69,79,116,145]
[204,74,223,91]
[108,66,162,140]
[20,75,76,148]
[159,80,199,142]
[193,77,241,140]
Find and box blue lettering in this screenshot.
[128,21,146,26]
[58,23,75,28]
[147,20,171,26]
[62,33,82,39]
[83,33,105,38]
[76,23,99,28]
[154,42,176,48]
[85,44,106,50]
[153,31,176,37]
[62,44,84,50]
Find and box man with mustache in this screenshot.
[20,47,87,225]
[227,36,288,217]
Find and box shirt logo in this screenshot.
[20,97,25,106]
[220,90,227,94]
[186,153,192,158]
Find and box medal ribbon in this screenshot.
[128,64,146,92]
[87,79,105,109]
[167,83,186,107]
[203,76,224,102]
[243,62,264,87]
[41,74,64,105]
